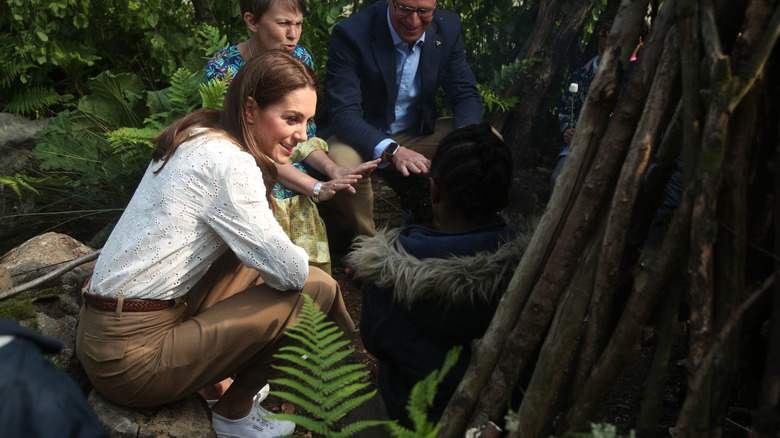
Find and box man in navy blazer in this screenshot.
[317,0,483,237]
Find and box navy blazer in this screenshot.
[318,0,483,161]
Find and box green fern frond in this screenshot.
[199,78,229,110]
[3,87,72,116]
[0,173,72,199]
[269,293,388,437]
[477,83,519,113]
[198,24,229,58]
[0,60,23,88]
[167,68,201,116]
[106,127,158,151]
[386,346,462,438]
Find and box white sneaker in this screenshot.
[208,383,270,409]
[254,383,270,404]
[212,401,295,438]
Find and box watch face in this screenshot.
[386,143,400,157]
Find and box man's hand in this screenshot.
[392,146,431,176]
[563,128,576,145]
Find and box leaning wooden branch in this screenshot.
[576,7,679,401]
[510,224,604,438]
[0,249,100,300]
[675,268,779,432]
[563,178,694,430]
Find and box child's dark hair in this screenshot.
[430,122,513,220]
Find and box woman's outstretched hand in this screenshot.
[316,158,380,201]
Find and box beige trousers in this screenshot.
[76,252,354,407]
[327,118,456,237]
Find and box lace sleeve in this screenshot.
[204,143,309,291]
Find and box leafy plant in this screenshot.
[268,293,465,438]
[268,293,386,437]
[384,347,462,438]
[3,86,73,117]
[0,174,71,199]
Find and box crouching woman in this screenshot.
[76,51,354,438]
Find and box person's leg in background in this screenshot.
[327,136,377,237]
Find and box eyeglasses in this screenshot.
[392,0,436,18]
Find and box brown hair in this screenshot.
[151,50,319,209]
[240,0,307,22]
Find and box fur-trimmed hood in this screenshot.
[345,226,530,307]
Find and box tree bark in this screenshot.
[509,223,604,438]
[493,0,593,167]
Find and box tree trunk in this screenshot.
[493,0,593,168]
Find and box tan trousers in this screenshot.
[76,252,354,407]
[327,118,456,237]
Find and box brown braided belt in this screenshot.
[83,292,175,312]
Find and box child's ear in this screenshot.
[430,177,441,203]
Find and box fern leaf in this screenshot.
[324,385,374,414]
[269,387,326,414]
[198,24,229,58]
[321,370,371,396]
[0,173,71,199]
[322,363,369,382]
[199,79,227,110]
[3,86,71,116]
[270,376,326,401]
[0,59,23,88]
[269,294,388,436]
[106,127,158,151]
[330,419,389,438]
[270,414,328,435]
[167,68,201,116]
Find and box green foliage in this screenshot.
[301,1,355,81]
[200,78,229,111]
[0,174,71,199]
[164,68,203,120]
[2,86,73,117]
[269,293,386,437]
[32,70,151,189]
[384,347,461,438]
[0,0,235,118]
[438,0,535,89]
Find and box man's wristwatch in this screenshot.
[383,142,400,163]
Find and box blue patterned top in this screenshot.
[206,44,314,85]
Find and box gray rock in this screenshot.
[0,231,95,288]
[88,391,216,438]
[0,112,48,176]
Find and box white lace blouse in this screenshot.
[89,128,309,300]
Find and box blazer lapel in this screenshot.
[419,19,442,100]
[371,4,399,122]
